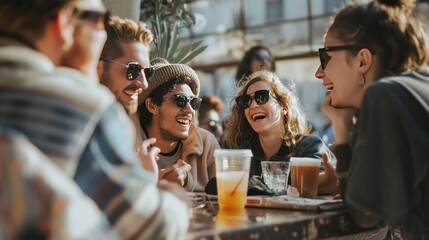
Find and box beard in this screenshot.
[159,124,188,142]
[123,99,138,114]
[100,72,140,115]
[158,111,189,142]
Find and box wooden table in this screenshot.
[187,195,375,240]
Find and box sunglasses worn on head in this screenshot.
[72,7,109,30]
[100,57,154,80]
[166,94,202,111]
[236,89,273,109]
[318,45,363,70]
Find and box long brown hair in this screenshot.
[224,70,311,149]
[328,0,428,77]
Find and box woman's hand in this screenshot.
[321,94,357,144]
[318,153,339,195]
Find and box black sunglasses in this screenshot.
[254,52,273,62]
[318,45,363,70]
[100,57,154,80]
[72,8,109,30]
[235,89,274,109]
[166,94,202,111]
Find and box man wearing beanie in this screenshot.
[137,58,220,192]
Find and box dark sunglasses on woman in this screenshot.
[165,94,202,111]
[318,45,375,70]
[254,52,273,62]
[100,56,154,80]
[235,89,275,109]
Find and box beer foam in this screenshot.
[290,157,321,167]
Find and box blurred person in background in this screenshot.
[235,45,276,87]
[198,95,224,144]
[315,0,429,238]
[0,0,190,239]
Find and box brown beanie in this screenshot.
[138,58,200,104]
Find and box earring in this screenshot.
[358,73,366,85]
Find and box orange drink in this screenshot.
[216,171,249,209]
[216,208,248,228]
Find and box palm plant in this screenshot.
[140,0,208,64]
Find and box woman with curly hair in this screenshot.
[223,70,337,194]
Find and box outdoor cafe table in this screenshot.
[186,195,373,240]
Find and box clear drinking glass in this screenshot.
[261,161,290,195]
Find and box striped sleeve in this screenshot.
[0,127,118,240]
[74,105,189,240]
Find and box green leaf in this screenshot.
[180,45,208,64]
[141,0,208,63]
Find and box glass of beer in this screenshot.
[214,149,252,209]
[290,157,321,198]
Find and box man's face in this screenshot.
[100,42,150,114]
[154,84,196,141]
[61,0,107,80]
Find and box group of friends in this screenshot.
[0,0,428,239]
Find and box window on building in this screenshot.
[267,0,283,23]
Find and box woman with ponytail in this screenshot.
[315,0,429,238]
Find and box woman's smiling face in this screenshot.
[314,32,366,108]
[244,81,284,135]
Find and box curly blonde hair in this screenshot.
[224,70,311,149]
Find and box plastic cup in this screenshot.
[261,161,290,195]
[216,208,248,228]
[214,149,252,209]
[290,157,321,198]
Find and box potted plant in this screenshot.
[140,0,208,64]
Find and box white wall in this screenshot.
[102,0,141,21]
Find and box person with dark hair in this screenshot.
[198,95,224,144]
[235,45,276,86]
[137,58,220,192]
[0,0,189,238]
[315,0,429,238]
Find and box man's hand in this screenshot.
[159,160,191,187]
[318,153,339,195]
[137,138,161,179]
